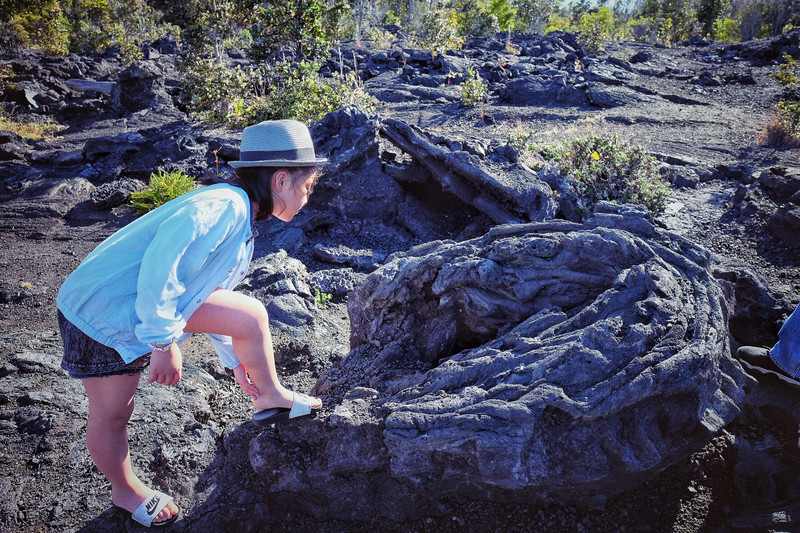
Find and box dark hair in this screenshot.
[200,166,318,221]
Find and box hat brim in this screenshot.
[229,158,327,168]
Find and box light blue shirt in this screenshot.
[56,183,253,369]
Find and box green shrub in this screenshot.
[541,134,670,218]
[224,28,253,51]
[625,16,651,41]
[249,0,345,62]
[576,7,617,53]
[460,66,486,107]
[111,22,143,64]
[774,53,799,91]
[129,169,196,215]
[9,1,70,56]
[714,17,742,42]
[771,54,800,141]
[657,16,674,45]
[418,7,464,57]
[487,0,516,34]
[365,26,396,49]
[0,62,13,90]
[777,100,800,137]
[178,57,252,122]
[545,14,570,33]
[237,60,374,124]
[383,10,400,25]
[326,70,376,115]
[3,0,171,56]
[181,55,374,126]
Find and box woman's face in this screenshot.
[272,170,317,222]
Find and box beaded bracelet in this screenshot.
[149,340,175,352]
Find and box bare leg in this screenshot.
[83,373,180,523]
[185,289,320,410]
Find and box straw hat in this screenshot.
[229,120,327,168]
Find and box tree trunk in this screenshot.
[534,0,544,34]
[357,0,364,45]
[212,0,223,63]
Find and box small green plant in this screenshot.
[129,169,196,215]
[365,27,396,49]
[314,288,333,308]
[0,63,14,91]
[225,96,249,127]
[224,29,253,51]
[777,100,800,137]
[508,129,534,150]
[327,70,376,114]
[383,10,400,25]
[541,134,670,218]
[461,66,486,107]
[769,54,800,142]
[774,53,799,91]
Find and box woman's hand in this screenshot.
[233,364,260,399]
[148,343,182,386]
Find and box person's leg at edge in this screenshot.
[770,303,800,378]
[83,373,180,523]
[184,289,321,411]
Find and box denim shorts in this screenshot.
[58,310,150,379]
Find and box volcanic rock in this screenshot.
[246,204,751,520]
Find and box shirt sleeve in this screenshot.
[134,196,245,346]
[206,333,242,369]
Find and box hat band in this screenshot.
[239,147,317,162]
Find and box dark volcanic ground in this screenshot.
[2,33,800,532]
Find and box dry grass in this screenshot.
[758,115,800,149]
[0,114,65,140]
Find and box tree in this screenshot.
[515,0,559,34]
[250,0,346,61]
[763,0,794,35]
[488,0,516,42]
[697,0,728,35]
[152,0,247,57]
[576,6,617,52]
[731,0,763,39]
[451,0,486,35]
[639,0,694,43]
